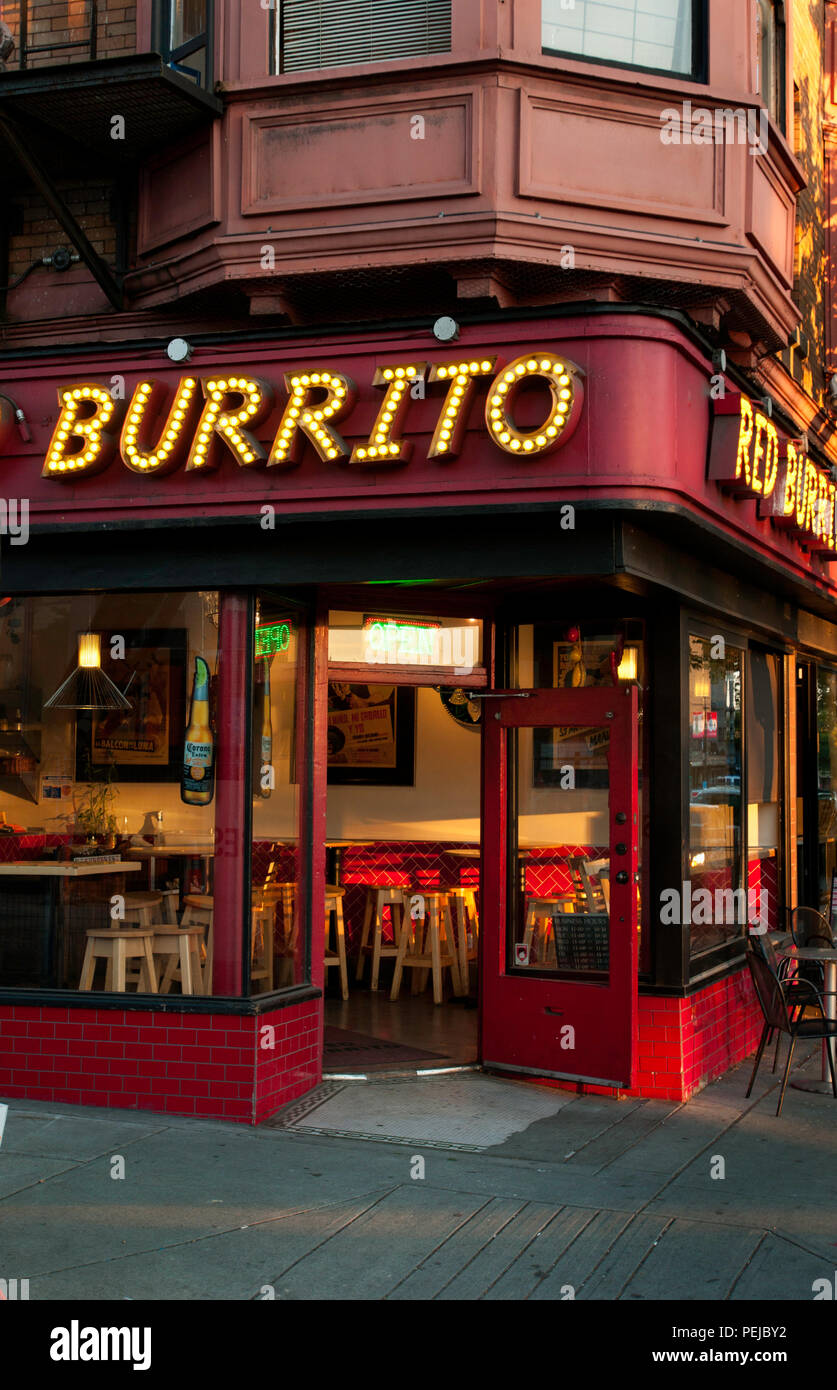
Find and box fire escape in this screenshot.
[0,0,222,311]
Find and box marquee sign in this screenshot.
[708,392,837,558]
[40,352,585,481]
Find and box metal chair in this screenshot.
[745,946,837,1115]
[788,905,833,994]
[752,934,816,1073]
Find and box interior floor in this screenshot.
[323,988,479,1071]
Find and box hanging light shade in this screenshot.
[44,633,132,711]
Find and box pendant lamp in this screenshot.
[44,632,133,711]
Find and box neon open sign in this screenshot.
[255,622,291,658]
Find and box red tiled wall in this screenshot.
[0,999,323,1125]
[516,968,761,1104]
[253,998,322,1122]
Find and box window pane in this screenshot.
[249,601,307,995]
[688,635,744,956]
[543,0,695,76]
[0,592,220,994]
[277,0,452,73]
[817,669,837,916]
[747,651,781,933]
[170,0,208,48]
[511,724,611,978]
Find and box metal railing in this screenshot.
[18,1,98,70]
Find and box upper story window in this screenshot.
[273,0,451,74]
[756,0,786,132]
[542,0,703,80]
[157,0,213,88]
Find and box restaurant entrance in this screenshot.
[322,620,483,1073]
[481,685,639,1088]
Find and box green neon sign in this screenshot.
[255,622,292,658]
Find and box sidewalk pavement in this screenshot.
[0,1044,835,1301]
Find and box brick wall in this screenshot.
[0,1,136,69]
[6,183,117,284]
[0,998,323,1124]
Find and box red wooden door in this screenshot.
[479,685,639,1088]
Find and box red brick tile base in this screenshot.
[0,968,759,1120]
[525,966,761,1102]
[0,998,322,1124]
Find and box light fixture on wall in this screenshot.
[44,632,133,711]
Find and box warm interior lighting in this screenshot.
[44,630,132,712]
[617,646,638,682]
[77,633,101,669]
[693,671,711,701]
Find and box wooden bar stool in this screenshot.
[181,894,214,992]
[355,883,411,991]
[253,882,295,989]
[523,897,569,967]
[79,928,157,993]
[447,887,479,988]
[251,888,281,993]
[390,892,464,1005]
[160,889,180,925]
[325,886,349,999]
[153,925,206,995]
[122,891,164,928]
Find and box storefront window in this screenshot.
[747,650,782,933]
[0,591,223,994]
[249,600,308,996]
[816,668,837,916]
[688,635,744,956]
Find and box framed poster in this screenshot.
[75,629,188,783]
[327,682,415,785]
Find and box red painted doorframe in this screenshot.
[479,686,639,1088]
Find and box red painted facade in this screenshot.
[1,0,835,1123]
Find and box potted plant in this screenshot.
[74,756,118,848]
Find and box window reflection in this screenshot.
[688,635,744,955]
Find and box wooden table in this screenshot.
[125,844,214,893]
[784,944,837,1096]
[0,860,141,988]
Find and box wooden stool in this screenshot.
[121,891,164,929]
[79,928,157,993]
[390,892,464,1005]
[355,883,410,991]
[160,889,179,925]
[447,887,479,988]
[181,894,214,992]
[251,887,282,993]
[325,885,349,1000]
[523,897,573,967]
[154,925,206,995]
[253,882,295,989]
